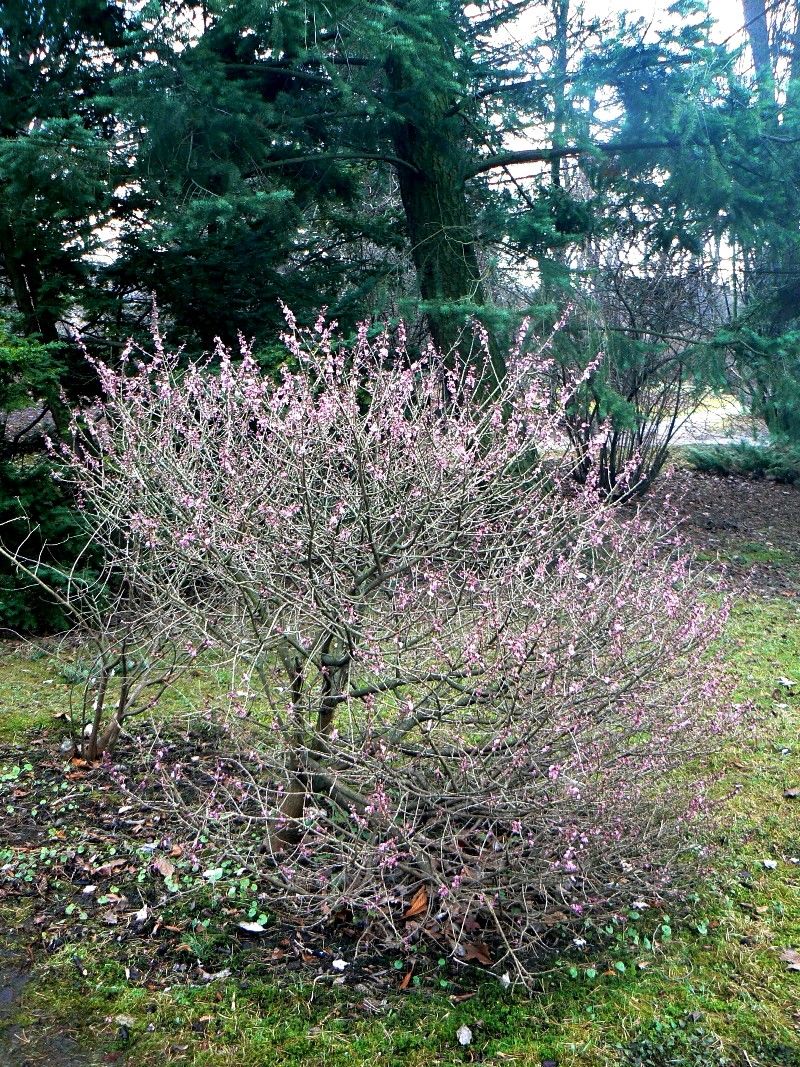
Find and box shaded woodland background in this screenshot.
[2,0,800,627]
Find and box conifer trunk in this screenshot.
[386,51,485,362]
[0,221,59,343]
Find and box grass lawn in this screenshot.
[0,595,798,1066]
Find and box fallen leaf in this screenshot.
[398,969,413,990]
[780,948,800,972]
[360,997,388,1015]
[131,903,149,927]
[540,910,570,926]
[461,940,493,965]
[237,921,267,934]
[404,886,428,919]
[784,787,800,799]
[456,1024,473,1047]
[97,858,127,876]
[153,856,175,879]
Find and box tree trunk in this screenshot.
[742,0,774,107]
[386,52,487,365]
[788,8,800,115]
[741,0,800,332]
[551,0,570,187]
[0,219,60,343]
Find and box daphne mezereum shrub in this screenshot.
[65,312,739,978]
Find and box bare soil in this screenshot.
[641,467,800,596]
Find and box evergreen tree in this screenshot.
[0,1,133,349]
[113,0,741,361]
[726,0,800,438]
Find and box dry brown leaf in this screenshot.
[540,910,570,927]
[398,969,413,990]
[461,941,493,965]
[780,948,800,971]
[153,855,175,879]
[96,857,127,876]
[404,886,428,919]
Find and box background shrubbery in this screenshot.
[0,323,93,632]
[683,440,800,485]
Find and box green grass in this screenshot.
[1,597,799,1066]
[693,540,800,572]
[731,541,798,566]
[0,640,244,745]
[0,641,69,741]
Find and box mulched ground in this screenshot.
[640,467,800,596]
[0,740,495,1000]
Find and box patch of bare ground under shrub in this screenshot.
[639,467,800,596]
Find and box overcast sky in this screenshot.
[583,0,745,43]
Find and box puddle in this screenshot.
[0,952,98,1066]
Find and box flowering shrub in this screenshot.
[65,312,736,977]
